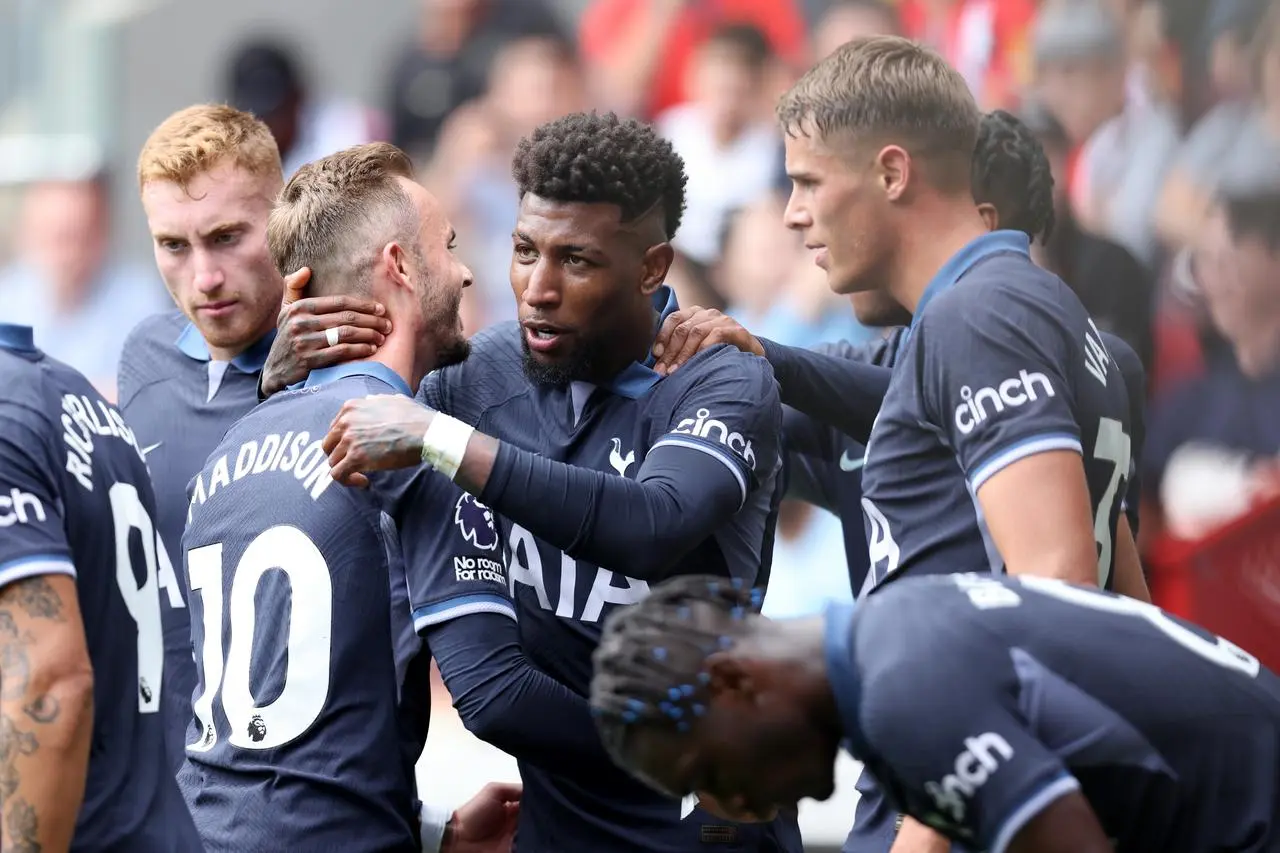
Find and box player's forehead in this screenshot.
[396,176,448,243]
[141,160,275,234]
[515,193,622,253]
[783,129,850,180]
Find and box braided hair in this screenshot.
[590,575,764,765]
[511,111,689,241]
[972,109,1056,245]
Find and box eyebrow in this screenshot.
[153,220,249,243]
[513,229,599,256]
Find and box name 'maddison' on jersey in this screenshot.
[180,364,499,853]
[831,573,1280,853]
[420,310,800,853]
[0,331,199,851]
[859,234,1133,593]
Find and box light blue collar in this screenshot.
[303,361,412,397]
[175,322,277,373]
[0,323,36,353]
[605,285,680,399]
[909,230,1031,331]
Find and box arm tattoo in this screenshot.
[0,578,64,623]
[0,714,38,806]
[5,797,40,853]
[0,613,29,702]
[21,697,58,726]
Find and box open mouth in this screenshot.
[522,321,571,353]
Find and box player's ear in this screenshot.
[977,202,999,231]
[641,242,675,297]
[875,145,910,202]
[381,242,412,293]
[704,652,756,703]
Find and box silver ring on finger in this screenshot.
[325,327,341,348]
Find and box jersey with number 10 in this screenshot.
[0,335,200,851]
[860,231,1133,593]
[180,375,428,853]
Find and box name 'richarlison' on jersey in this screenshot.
[187,431,334,521]
[62,392,145,491]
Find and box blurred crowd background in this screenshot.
[3,0,1280,839]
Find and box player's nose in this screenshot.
[521,260,561,308]
[782,193,811,231]
[191,251,226,293]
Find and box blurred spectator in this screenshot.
[658,24,781,266]
[1205,0,1266,103]
[385,0,565,162]
[1144,191,1280,540]
[1023,104,1156,371]
[1155,0,1280,250]
[810,0,902,60]
[225,39,381,176]
[896,0,1037,109]
[426,34,588,329]
[579,0,806,120]
[1074,0,1181,266]
[719,191,870,348]
[0,177,165,397]
[1033,0,1129,218]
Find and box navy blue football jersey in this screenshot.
[179,361,489,852]
[860,231,1133,593]
[0,324,201,851]
[421,287,801,852]
[825,572,1280,852]
[118,313,275,772]
[785,332,905,597]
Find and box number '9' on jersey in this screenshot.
[0,324,200,851]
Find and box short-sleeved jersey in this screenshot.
[860,231,1133,593]
[118,312,275,771]
[421,288,801,852]
[826,573,1280,853]
[0,325,201,852]
[179,362,487,853]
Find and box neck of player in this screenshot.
[890,200,988,317]
[598,305,662,383]
[374,324,438,391]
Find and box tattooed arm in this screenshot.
[0,574,94,853]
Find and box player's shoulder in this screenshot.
[118,311,188,402]
[1100,332,1145,391]
[660,342,778,397]
[119,311,186,370]
[420,322,526,416]
[930,252,1065,317]
[0,348,95,428]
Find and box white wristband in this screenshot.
[420,413,474,481]
[419,801,453,853]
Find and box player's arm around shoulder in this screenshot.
[915,291,1098,586]
[652,344,784,505]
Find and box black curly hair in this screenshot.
[971,109,1056,245]
[511,111,689,241]
[590,575,764,767]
